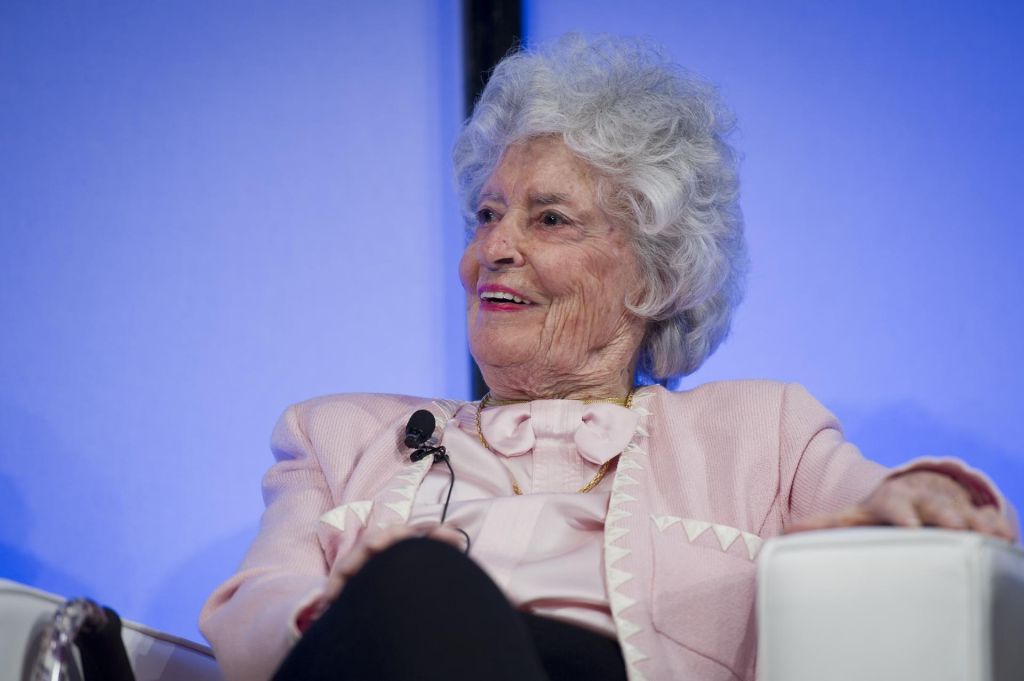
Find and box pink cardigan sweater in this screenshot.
[200,381,1011,681]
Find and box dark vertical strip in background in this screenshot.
[462,0,523,400]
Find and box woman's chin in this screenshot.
[470,340,543,377]
[471,348,531,372]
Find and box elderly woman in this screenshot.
[200,36,1016,681]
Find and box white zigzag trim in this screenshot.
[601,399,651,681]
[393,484,417,501]
[606,508,633,523]
[606,566,634,589]
[712,523,741,551]
[617,457,643,471]
[622,442,648,457]
[605,544,631,566]
[614,615,640,638]
[396,470,421,484]
[615,473,640,487]
[649,516,764,560]
[622,640,649,664]
[319,500,373,531]
[611,490,637,505]
[651,514,682,532]
[683,518,712,542]
[609,590,637,615]
[349,500,372,524]
[384,500,412,518]
[742,532,764,560]
[318,506,348,531]
[605,525,629,542]
[378,459,433,522]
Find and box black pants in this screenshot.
[273,537,628,681]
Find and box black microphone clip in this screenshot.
[410,444,447,463]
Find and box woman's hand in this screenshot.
[325,524,467,598]
[786,470,1015,542]
[297,524,467,632]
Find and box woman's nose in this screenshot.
[477,214,526,269]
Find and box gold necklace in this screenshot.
[475,389,636,495]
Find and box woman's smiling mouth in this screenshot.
[478,284,536,311]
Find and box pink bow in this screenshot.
[479,400,640,465]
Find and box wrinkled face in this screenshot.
[459,136,646,391]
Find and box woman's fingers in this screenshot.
[425,524,470,550]
[365,524,418,552]
[331,542,369,584]
[310,524,469,630]
[911,495,965,530]
[787,471,1013,542]
[967,505,1015,541]
[331,523,467,587]
[865,488,922,528]
[332,526,409,584]
[967,505,998,536]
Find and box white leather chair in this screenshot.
[0,578,222,681]
[757,528,1024,681]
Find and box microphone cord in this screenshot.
[411,444,471,555]
[438,454,472,554]
[438,454,455,524]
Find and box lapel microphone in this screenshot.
[405,410,442,461]
[402,410,470,553]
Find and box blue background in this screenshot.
[2,1,1021,642]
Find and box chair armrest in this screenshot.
[0,578,222,681]
[756,528,1024,681]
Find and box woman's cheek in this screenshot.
[543,299,596,360]
[458,245,478,294]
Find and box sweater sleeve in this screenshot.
[199,404,334,681]
[777,383,1018,539]
[777,383,886,526]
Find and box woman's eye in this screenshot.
[475,208,497,225]
[540,211,568,227]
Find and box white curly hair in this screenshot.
[453,34,748,383]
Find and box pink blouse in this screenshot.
[408,398,643,637]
